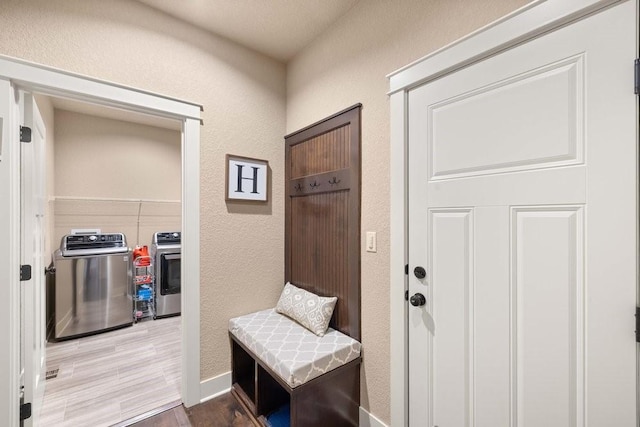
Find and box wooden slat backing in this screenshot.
[285,104,361,341]
[290,125,350,179]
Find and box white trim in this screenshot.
[0,54,202,120]
[387,0,630,424]
[359,407,389,427]
[0,78,21,427]
[199,372,232,403]
[389,91,408,427]
[387,0,622,94]
[181,117,201,407]
[0,54,202,420]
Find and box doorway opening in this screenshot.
[39,95,184,425]
[0,54,201,426]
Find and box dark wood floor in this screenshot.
[130,392,256,427]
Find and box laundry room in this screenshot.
[37,93,184,425]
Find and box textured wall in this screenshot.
[0,0,286,382]
[286,0,529,423]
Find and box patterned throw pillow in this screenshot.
[276,282,337,337]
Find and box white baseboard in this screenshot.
[200,371,232,403]
[200,371,388,427]
[360,407,389,427]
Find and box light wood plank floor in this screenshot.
[40,316,181,427]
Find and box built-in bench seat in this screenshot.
[229,308,361,388]
[229,308,362,426]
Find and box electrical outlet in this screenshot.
[366,231,377,253]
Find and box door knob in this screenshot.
[414,266,426,279]
[409,293,426,307]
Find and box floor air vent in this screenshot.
[45,368,59,380]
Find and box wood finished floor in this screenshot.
[41,316,181,427]
[130,393,255,427]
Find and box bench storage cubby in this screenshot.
[229,309,362,426]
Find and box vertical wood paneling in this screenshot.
[290,124,350,179]
[285,105,361,340]
[290,192,350,332]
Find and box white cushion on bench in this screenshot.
[229,308,361,388]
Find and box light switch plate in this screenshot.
[366,231,377,253]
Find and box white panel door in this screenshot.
[407,2,637,426]
[20,92,46,427]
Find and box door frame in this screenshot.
[0,54,202,425]
[387,0,637,425]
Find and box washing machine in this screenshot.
[51,233,133,340]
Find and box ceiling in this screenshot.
[51,1,360,127]
[135,0,360,61]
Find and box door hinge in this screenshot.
[20,402,31,421]
[20,126,32,143]
[635,58,640,95]
[636,307,640,342]
[20,265,32,281]
[404,264,409,275]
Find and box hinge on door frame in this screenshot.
[20,126,31,143]
[635,58,640,95]
[20,265,32,281]
[404,264,409,301]
[20,402,31,421]
[636,307,640,342]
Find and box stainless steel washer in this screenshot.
[52,233,133,340]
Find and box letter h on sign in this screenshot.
[235,164,259,194]
[225,155,269,202]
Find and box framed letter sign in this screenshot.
[225,154,269,202]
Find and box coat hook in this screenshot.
[328,177,341,186]
[294,183,302,192]
[310,180,320,189]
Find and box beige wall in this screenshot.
[53,109,182,247]
[0,0,286,382]
[54,110,181,201]
[286,0,529,423]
